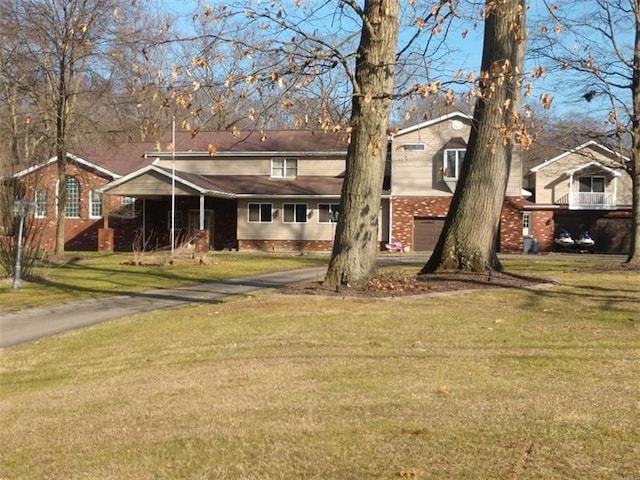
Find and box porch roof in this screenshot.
[565,160,621,177]
[98,165,236,198]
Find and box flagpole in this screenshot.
[171,116,176,256]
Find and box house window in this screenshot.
[64,176,80,218]
[443,149,466,180]
[89,190,102,218]
[34,189,47,218]
[401,143,426,151]
[578,176,605,193]
[271,158,297,178]
[248,203,273,223]
[318,203,340,223]
[283,203,308,223]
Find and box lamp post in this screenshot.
[12,200,35,291]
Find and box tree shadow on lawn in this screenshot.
[515,261,640,317]
[282,263,640,319]
[281,270,557,298]
[23,257,239,298]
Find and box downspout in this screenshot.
[388,195,393,244]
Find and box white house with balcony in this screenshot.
[525,141,632,253]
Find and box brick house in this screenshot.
[388,112,526,252]
[525,141,633,254]
[9,152,148,252]
[5,114,529,254]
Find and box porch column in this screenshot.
[194,193,209,253]
[142,199,147,246]
[199,194,205,230]
[613,176,618,206]
[568,173,574,206]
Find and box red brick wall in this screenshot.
[239,239,334,252]
[500,197,525,253]
[391,197,451,250]
[391,196,524,252]
[530,210,555,251]
[19,160,136,252]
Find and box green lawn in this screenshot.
[0,252,327,312]
[1,258,639,479]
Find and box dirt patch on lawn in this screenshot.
[280,270,556,299]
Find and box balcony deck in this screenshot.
[556,192,616,210]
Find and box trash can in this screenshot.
[523,236,538,254]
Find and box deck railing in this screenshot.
[568,192,616,208]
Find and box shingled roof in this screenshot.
[74,129,349,177]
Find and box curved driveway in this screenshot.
[0,253,624,348]
[0,266,327,348]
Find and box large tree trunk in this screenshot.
[54,52,69,256]
[627,0,640,263]
[323,0,399,287]
[422,0,526,274]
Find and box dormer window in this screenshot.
[443,149,466,180]
[271,158,297,178]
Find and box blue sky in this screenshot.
[152,0,629,123]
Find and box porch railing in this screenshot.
[567,192,616,208]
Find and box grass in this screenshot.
[1,257,639,479]
[0,251,327,312]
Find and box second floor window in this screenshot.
[271,158,297,178]
[578,176,605,193]
[443,149,466,180]
[35,189,47,218]
[64,176,80,218]
[283,203,307,223]
[89,190,102,218]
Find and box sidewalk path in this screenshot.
[0,266,327,348]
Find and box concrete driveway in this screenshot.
[0,266,327,349]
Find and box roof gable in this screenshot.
[529,141,628,174]
[99,165,236,198]
[394,112,473,137]
[12,153,121,179]
[565,160,621,177]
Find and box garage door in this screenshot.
[414,218,445,251]
[596,218,631,254]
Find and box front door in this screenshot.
[188,209,214,247]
